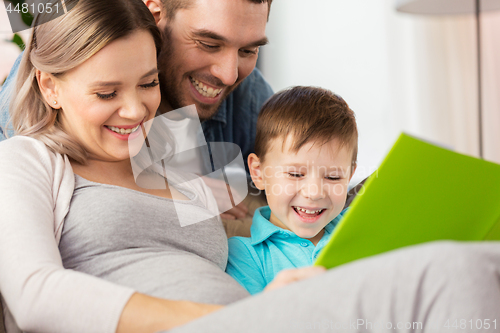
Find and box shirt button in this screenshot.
[300,242,309,247]
[280,231,289,238]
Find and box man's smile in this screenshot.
[189,76,224,99]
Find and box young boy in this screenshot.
[226,86,358,294]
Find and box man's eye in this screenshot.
[96,92,116,100]
[198,41,219,50]
[239,48,259,56]
[141,79,159,89]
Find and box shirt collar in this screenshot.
[250,206,348,246]
[209,99,228,125]
[323,208,347,235]
[250,206,286,245]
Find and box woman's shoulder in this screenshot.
[0,135,75,241]
[0,135,67,167]
[0,135,55,158]
[0,135,74,191]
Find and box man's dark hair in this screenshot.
[161,0,273,21]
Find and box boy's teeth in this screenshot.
[295,207,324,214]
[190,77,223,98]
[107,124,140,135]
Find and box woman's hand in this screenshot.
[264,266,327,293]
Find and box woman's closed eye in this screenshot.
[96,91,117,100]
[140,79,159,89]
[95,80,158,100]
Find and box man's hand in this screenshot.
[264,266,326,292]
[201,176,248,219]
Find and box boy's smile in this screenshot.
[249,135,355,245]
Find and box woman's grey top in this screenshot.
[59,174,249,305]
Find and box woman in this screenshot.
[0,0,252,331]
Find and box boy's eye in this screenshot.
[96,92,116,100]
[288,173,303,178]
[141,79,159,89]
[326,176,341,181]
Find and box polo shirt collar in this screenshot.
[250,206,285,245]
[249,206,347,246]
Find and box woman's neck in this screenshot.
[70,158,135,187]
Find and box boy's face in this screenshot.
[249,135,355,241]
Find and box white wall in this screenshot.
[261,0,397,185]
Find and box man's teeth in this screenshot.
[190,77,223,98]
[295,207,324,214]
[107,124,140,135]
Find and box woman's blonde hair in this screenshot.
[9,0,162,164]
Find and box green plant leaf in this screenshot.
[11,33,25,51]
[5,0,33,28]
[21,11,34,27]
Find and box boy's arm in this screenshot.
[226,237,267,295]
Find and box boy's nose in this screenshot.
[300,178,326,201]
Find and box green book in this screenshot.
[314,133,500,269]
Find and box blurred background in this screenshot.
[1,0,500,186]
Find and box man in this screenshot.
[0,0,274,220]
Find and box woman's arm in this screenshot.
[0,137,224,333]
[0,137,135,332]
[116,294,223,333]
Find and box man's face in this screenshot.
[157,0,269,120]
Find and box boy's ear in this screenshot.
[349,163,357,181]
[248,153,265,190]
[36,70,60,109]
[143,0,166,26]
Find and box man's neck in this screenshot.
[157,100,173,116]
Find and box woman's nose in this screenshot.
[119,94,145,121]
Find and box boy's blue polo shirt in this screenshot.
[226,206,347,295]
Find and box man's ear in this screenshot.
[248,153,265,190]
[36,70,60,109]
[143,0,165,25]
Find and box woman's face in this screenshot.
[55,30,160,163]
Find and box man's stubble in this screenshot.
[157,25,241,121]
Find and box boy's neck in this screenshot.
[269,212,325,246]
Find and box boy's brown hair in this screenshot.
[254,86,358,168]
